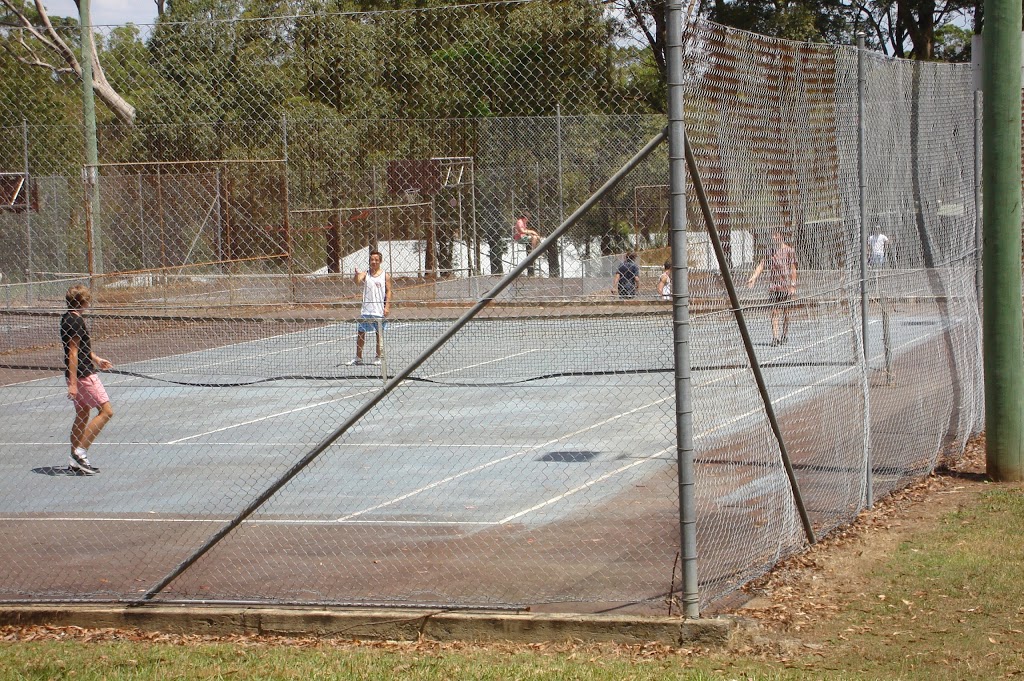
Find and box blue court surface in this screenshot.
[0,308,957,533]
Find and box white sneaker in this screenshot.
[69,451,99,475]
[370,357,382,366]
[347,358,363,366]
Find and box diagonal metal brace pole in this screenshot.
[134,128,670,604]
[683,137,816,545]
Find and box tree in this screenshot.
[0,0,136,122]
[855,0,975,60]
[610,0,974,64]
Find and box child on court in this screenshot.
[657,261,672,300]
[348,250,392,366]
[60,285,114,475]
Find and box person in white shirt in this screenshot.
[348,250,392,366]
[867,226,890,268]
[657,261,672,300]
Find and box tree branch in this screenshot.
[854,0,889,53]
[33,0,81,69]
[2,29,75,72]
[0,0,136,123]
[1,0,64,55]
[625,0,657,49]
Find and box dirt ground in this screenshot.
[0,434,996,665]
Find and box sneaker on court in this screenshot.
[347,358,364,366]
[69,452,99,475]
[370,357,382,366]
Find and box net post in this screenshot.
[665,0,699,620]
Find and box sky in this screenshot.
[43,1,160,27]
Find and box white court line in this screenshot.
[0,319,363,390]
[490,322,937,526]
[3,442,521,448]
[166,389,377,444]
[0,343,910,530]
[334,396,673,522]
[1,318,441,408]
[497,447,672,525]
[102,321,374,385]
[0,516,497,526]
[0,320,370,407]
[167,348,538,443]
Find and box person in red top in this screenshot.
[60,285,114,475]
[513,213,541,250]
[746,228,798,346]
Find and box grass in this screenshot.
[2,483,1023,680]
[798,486,1024,680]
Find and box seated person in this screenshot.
[513,213,541,250]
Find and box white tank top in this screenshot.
[361,270,387,317]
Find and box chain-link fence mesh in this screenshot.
[0,3,983,612]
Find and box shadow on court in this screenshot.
[31,466,87,477]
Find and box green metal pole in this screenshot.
[983,8,1024,480]
[80,0,102,275]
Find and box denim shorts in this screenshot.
[357,315,386,334]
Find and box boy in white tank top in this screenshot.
[348,250,392,366]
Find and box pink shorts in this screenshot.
[68,374,110,410]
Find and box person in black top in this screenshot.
[60,285,114,475]
[612,252,640,298]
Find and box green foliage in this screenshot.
[933,24,972,63]
[709,0,853,44]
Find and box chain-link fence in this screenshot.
[0,3,982,612]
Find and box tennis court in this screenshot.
[0,299,965,610]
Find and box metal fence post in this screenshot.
[665,0,699,620]
[22,120,33,304]
[80,0,102,276]
[684,139,817,547]
[857,32,873,507]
